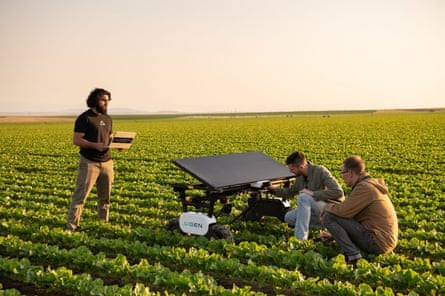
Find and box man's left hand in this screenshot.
[299,188,314,196]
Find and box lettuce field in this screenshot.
[0,111,444,295]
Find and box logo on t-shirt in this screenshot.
[100,120,106,126]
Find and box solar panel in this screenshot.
[173,151,294,191]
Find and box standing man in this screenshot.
[66,88,114,231]
[320,156,398,265]
[269,151,344,241]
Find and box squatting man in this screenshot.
[268,151,344,241]
[320,155,398,265]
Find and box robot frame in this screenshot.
[166,151,295,241]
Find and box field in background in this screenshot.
[0,111,444,295]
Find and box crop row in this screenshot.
[1,213,445,295]
[2,185,445,262]
[3,233,444,295]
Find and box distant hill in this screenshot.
[1,107,443,119]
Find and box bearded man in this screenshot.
[66,88,114,231]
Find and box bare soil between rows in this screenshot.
[0,116,74,123]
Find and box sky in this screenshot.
[1,0,444,114]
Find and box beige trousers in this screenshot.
[66,155,114,231]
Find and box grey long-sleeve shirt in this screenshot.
[274,162,344,203]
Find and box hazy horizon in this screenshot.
[2,106,444,117]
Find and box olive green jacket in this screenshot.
[274,162,344,203]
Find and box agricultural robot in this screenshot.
[166,152,295,241]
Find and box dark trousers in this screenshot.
[322,212,383,260]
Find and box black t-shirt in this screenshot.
[74,109,112,162]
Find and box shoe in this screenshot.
[346,254,361,267]
[66,226,81,232]
[347,258,359,268]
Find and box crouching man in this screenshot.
[269,151,344,241]
[320,155,398,265]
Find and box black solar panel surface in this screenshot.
[173,151,294,190]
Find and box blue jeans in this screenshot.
[322,212,383,261]
[284,193,325,241]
